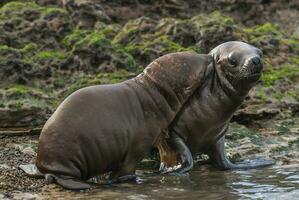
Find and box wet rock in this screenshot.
[232,103,280,126]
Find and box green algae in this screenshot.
[243,23,284,43]
[63,29,90,47]
[32,50,67,61]
[65,25,121,49]
[125,35,192,56]
[67,29,137,71]
[245,23,282,35]
[0,85,52,110]
[73,31,110,49]
[262,61,299,86]
[5,85,33,99]
[242,22,299,53]
[41,7,68,17]
[0,1,40,15]
[113,17,155,45]
[275,120,295,135]
[226,123,259,141]
[191,11,235,27]
[22,43,38,53]
[0,1,67,20]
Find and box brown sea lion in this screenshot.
[19,52,213,190]
[156,41,274,174]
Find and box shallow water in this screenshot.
[37,164,299,200]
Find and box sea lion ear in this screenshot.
[208,49,220,64]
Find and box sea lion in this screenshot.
[19,52,213,190]
[156,41,274,174]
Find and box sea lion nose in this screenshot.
[252,57,261,65]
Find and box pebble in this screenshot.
[0,164,11,170]
[11,192,39,200]
[21,147,36,156]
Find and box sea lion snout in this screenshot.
[209,41,264,94]
[251,56,261,66]
[246,55,263,75]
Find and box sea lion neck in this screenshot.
[214,62,247,103]
[142,52,212,107]
[133,73,181,117]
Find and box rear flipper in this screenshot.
[19,164,95,190]
[45,174,95,190]
[209,137,275,170]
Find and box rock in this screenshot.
[11,192,39,200]
[63,0,111,29]
[294,26,299,40]
[65,29,137,72]
[6,143,23,151]
[36,0,63,6]
[0,2,71,48]
[0,164,11,170]
[232,103,280,126]
[0,85,53,128]
[0,45,52,85]
[0,194,9,200]
[21,147,36,156]
[0,107,49,128]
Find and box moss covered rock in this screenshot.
[0,1,71,48]
[243,23,299,57]
[157,11,240,52]
[65,29,136,72]
[62,0,110,29]
[0,85,54,127]
[0,44,65,85]
[0,0,298,130]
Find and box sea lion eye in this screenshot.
[227,54,237,67]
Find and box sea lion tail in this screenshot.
[19,164,44,178]
[45,174,94,190]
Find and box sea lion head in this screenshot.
[209,41,263,96]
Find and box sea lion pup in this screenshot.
[156,41,274,174]
[19,52,213,190]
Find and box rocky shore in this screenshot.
[0,0,298,198]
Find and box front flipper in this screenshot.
[159,133,193,174]
[209,137,275,170]
[107,174,137,184]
